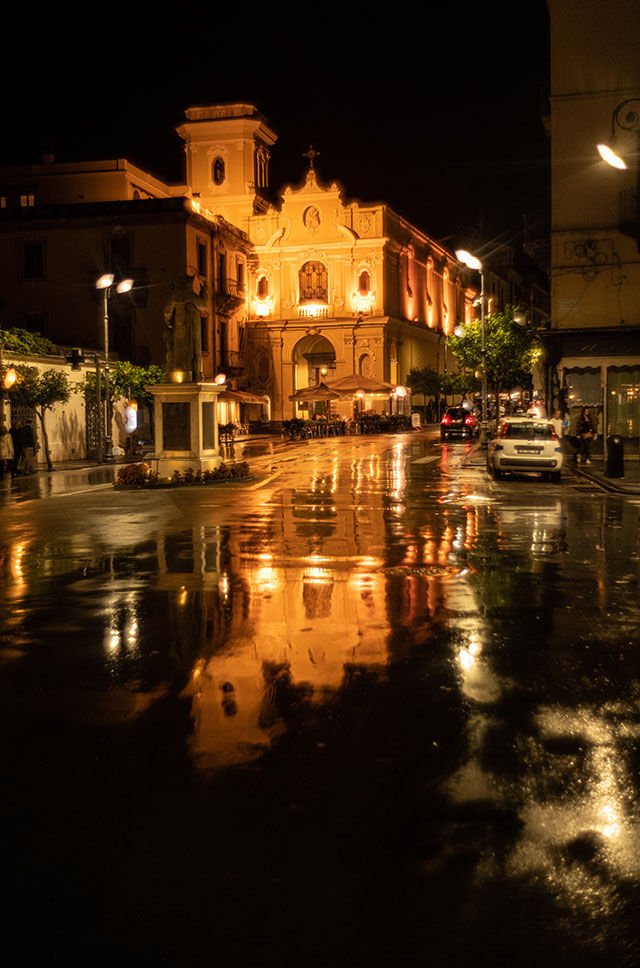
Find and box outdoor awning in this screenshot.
[219,389,267,404]
[289,382,341,402]
[330,375,395,394]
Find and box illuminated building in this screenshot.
[0,159,251,388]
[0,103,475,427]
[177,104,472,421]
[546,0,640,439]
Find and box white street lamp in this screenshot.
[96,273,134,459]
[456,249,488,444]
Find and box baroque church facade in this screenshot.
[177,104,473,422]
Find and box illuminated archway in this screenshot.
[292,333,337,392]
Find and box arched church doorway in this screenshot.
[292,334,337,389]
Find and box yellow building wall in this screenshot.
[549,0,640,332]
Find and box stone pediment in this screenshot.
[278,169,356,244]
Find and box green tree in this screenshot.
[405,366,441,416]
[0,326,60,357]
[440,371,481,399]
[446,306,543,409]
[406,366,440,400]
[76,361,165,408]
[7,365,72,470]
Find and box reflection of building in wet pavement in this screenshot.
[186,555,390,768]
[183,456,493,768]
[185,457,397,766]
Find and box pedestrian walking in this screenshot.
[576,406,597,464]
[9,420,22,476]
[0,423,14,479]
[550,408,564,439]
[20,418,37,474]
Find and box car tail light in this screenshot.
[500,424,509,438]
[550,426,558,440]
[464,414,475,426]
[442,414,452,425]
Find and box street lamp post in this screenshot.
[455,250,488,444]
[95,273,133,458]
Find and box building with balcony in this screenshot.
[547,0,640,440]
[0,159,251,387]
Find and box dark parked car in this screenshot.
[440,407,478,439]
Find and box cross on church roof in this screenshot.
[303,145,320,170]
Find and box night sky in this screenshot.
[3,3,549,250]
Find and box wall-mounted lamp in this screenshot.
[597,98,640,170]
[214,373,227,385]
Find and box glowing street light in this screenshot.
[456,249,488,443]
[96,273,134,459]
[597,142,627,170]
[596,98,640,170]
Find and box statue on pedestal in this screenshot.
[163,272,208,382]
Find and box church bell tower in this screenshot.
[176,103,277,225]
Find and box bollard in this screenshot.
[606,434,624,478]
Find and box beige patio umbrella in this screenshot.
[288,382,341,402]
[329,375,395,395]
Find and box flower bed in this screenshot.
[115,461,251,489]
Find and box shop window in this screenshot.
[607,367,640,437]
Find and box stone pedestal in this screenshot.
[147,381,226,478]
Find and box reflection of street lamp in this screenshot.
[96,273,133,457]
[455,249,487,443]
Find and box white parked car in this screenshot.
[486,416,564,481]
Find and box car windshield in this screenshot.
[503,422,553,439]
